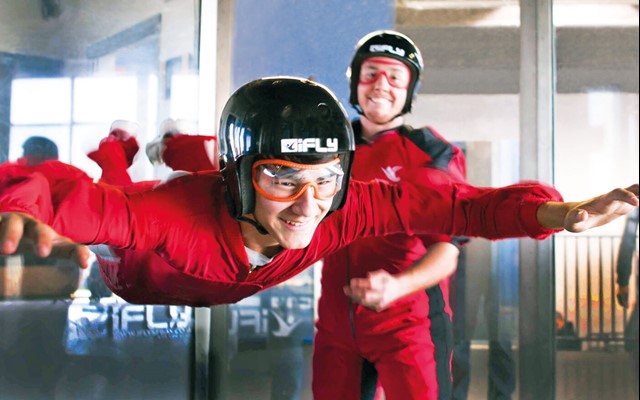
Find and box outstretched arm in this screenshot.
[343,241,459,311]
[0,161,159,258]
[396,168,639,240]
[537,184,639,232]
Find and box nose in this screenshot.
[291,185,320,216]
[372,72,392,89]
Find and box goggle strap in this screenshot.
[252,157,341,171]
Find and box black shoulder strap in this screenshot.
[399,125,457,171]
[351,119,367,145]
[401,125,469,247]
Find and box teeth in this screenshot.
[369,97,390,104]
[284,219,307,226]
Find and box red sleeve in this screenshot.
[342,168,563,243]
[408,168,563,240]
[417,129,468,246]
[419,142,468,246]
[0,161,153,249]
[0,163,54,222]
[163,134,218,172]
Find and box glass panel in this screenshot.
[400,1,521,398]
[1,1,200,399]
[224,267,316,399]
[553,2,639,398]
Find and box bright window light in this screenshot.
[170,74,199,121]
[10,78,71,124]
[74,76,138,123]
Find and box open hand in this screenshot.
[563,184,639,233]
[0,212,89,269]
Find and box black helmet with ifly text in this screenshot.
[347,30,424,115]
[219,76,355,222]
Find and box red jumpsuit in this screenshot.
[314,123,467,400]
[84,133,218,299]
[0,154,562,307]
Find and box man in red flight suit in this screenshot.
[313,30,466,400]
[88,105,456,400]
[0,77,638,309]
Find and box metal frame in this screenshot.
[519,0,556,399]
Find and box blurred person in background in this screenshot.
[19,136,59,166]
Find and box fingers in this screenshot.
[0,213,22,254]
[564,209,589,233]
[611,185,640,207]
[624,183,639,199]
[349,277,374,290]
[24,217,56,257]
[345,275,379,300]
[342,270,396,310]
[0,212,88,268]
[0,212,57,256]
[343,284,384,310]
[343,284,379,302]
[50,242,91,269]
[366,270,389,288]
[564,185,640,233]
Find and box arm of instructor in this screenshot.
[344,241,459,311]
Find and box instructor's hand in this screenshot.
[0,212,89,269]
[344,270,405,311]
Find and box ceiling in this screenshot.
[394,0,639,94]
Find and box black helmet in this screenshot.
[219,76,355,220]
[347,30,424,115]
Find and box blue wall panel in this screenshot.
[233,0,393,118]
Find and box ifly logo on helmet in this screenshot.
[281,138,339,153]
[369,44,406,57]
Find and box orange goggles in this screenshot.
[252,158,344,202]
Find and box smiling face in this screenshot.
[241,158,343,255]
[251,186,333,251]
[357,57,410,126]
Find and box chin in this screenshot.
[280,235,313,250]
[367,112,394,124]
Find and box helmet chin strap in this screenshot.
[224,188,270,235]
[237,215,269,235]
